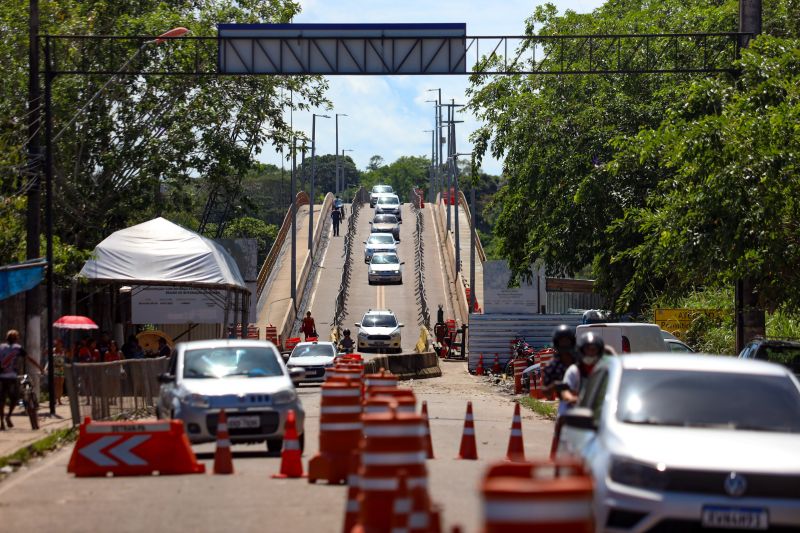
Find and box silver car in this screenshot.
[557,354,800,532]
[375,194,402,221]
[364,233,398,263]
[157,339,306,452]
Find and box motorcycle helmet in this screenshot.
[551,324,576,349]
[577,332,604,366]
[343,328,351,337]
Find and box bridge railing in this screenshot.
[256,191,310,298]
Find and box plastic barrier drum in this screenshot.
[481,460,594,533]
[308,380,363,484]
[68,418,205,477]
[264,324,278,343]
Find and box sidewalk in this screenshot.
[446,202,484,310]
[0,401,73,458]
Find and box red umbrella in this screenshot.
[53,315,99,330]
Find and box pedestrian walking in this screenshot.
[331,207,342,236]
[0,329,43,430]
[51,338,66,405]
[300,311,317,341]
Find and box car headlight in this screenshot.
[393,270,400,274]
[609,457,669,490]
[272,389,297,405]
[184,393,210,408]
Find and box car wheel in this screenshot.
[267,438,283,454]
[368,280,373,285]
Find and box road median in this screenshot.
[363,351,442,380]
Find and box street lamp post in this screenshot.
[341,149,354,194]
[427,88,443,201]
[423,130,434,204]
[425,98,438,203]
[335,113,347,194]
[309,113,330,252]
[42,27,188,415]
[290,137,297,306]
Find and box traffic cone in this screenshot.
[213,409,234,474]
[421,401,434,459]
[272,409,306,478]
[456,401,478,460]
[505,403,525,462]
[475,354,484,376]
[390,471,412,533]
[491,354,501,374]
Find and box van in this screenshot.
[576,323,668,354]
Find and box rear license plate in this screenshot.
[227,415,261,429]
[701,507,768,530]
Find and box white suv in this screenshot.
[370,185,394,208]
[355,309,404,353]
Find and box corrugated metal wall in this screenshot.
[467,313,583,372]
[547,291,606,314]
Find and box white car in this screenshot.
[370,184,394,208]
[285,341,336,384]
[364,233,398,263]
[356,309,404,353]
[368,252,403,285]
[157,339,305,452]
[375,194,402,221]
[557,354,800,533]
[577,323,668,353]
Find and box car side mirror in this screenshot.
[157,373,175,384]
[400,261,406,265]
[398,323,405,328]
[289,367,305,384]
[354,322,361,327]
[561,407,597,431]
[368,222,373,225]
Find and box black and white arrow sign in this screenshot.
[78,435,151,466]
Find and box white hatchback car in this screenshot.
[367,252,403,285]
[356,309,404,353]
[557,354,800,532]
[285,341,337,384]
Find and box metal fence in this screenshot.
[65,358,169,425]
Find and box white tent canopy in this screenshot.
[79,217,246,291]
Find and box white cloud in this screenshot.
[258,0,605,175]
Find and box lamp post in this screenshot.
[425,99,438,203]
[309,113,330,252]
[42,27,188,415]
[427,88,443,200]
[335,113,347,194]
[423,129,434,204]
[340,149,354,194]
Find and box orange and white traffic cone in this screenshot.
[492,354,501,374]
[475,354,485,376]
[421,401,434,459]
[505,403,525,462]
[213,409,234,474]
[272,409,306,478]
[456,401,478,460]
[390,471,412,533]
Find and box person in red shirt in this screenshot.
[300,311,317,341]
[104,340,122,362]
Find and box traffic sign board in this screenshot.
[655,308,728,338]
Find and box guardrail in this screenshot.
[411,190,431,330]
[332,188,367,334]
[256,191,310,298]
[456,189,486,264]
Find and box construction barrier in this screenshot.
[272,409,305,479]
[365,387,416,414]
[513,359,527,395]
[364,370,399,393]
[68,417,205,477]
[481,459,594,533]
[308,380,363,484]
[213,409,234,474]
[506,404,525,462]
[264,324,278,344]
[284,337,301,353]
[246,324,260,340]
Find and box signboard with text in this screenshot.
[655,308,728,339]
[483,260,540,314]
[132,286,226,324]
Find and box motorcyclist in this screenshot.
[558,331,605,413]
[542,325,576,397]
[338,328,355,353]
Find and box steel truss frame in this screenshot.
[43,32,750,77]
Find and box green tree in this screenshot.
[295,154,359,199]
[223,216,278,265]
[361,155,430,201]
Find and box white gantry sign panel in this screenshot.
[218,23,467,75]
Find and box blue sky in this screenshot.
[258,1,606,175]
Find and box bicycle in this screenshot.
[19,374,39,429]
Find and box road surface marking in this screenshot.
[307,216,332,319]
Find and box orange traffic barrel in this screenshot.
[309,380,363,484]
[364,369,398,394]
[354,410,428,533]
[327,365,363,384]
[265,324,278,344]
[481,460,594,533]
[366,386,416,414]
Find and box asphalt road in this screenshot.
[306,202,452,352]
[0,363,555,533]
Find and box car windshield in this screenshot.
[362,314,398,328]
[371,254,399,265]
[758,345,800,374]
[373,185,393,193]
[374,215,397,224]
[617,369,800,433]
[368,235,395,245]
[183,347,283,379]
[378,197,399,205]
[290,344,335,358]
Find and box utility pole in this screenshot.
[425,97,438,203]
[736,0,763,352]
[26,0,43,399]
[341,149,354,193]
[427,88,444,200]
[290,137,297,306]
[309,113,330,252]
[423,129,434,204]
[335,113,347,194]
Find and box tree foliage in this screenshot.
[360,155,430,200]
[467,0,800,312]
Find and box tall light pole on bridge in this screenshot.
[425,98,439,203]
[427,88,444,203]
[309,113,330,252]
[335,113,347,194]
[423,129,435,202]
[340,149,354,194]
